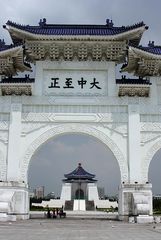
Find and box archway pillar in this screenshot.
[118,183,153,222]
[118,105,153,222]
[7,103,22,181]
[0,182,29,221]
[0,103,29,221]
[128,105,142,183]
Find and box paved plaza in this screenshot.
[0,219,161,240]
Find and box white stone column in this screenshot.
[7,103,22,181]
[34,61,43,96]
[128,105,142,183]
[107,62,116,96]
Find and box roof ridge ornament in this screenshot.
[106,19,114,28]
[0,39,5,47]
[148,41,155,47]
[39,18,47,27]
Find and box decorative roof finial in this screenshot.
[39,18,47,27]
[106,19,114,27]
[148,41,155,47]
[0,39,5,47]
[43,18,46,24]
[78,163,81,167]
[39,19,42,26]
[121,75,126,79]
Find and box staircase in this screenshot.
[64,200,95,211]
[73,200,86,211]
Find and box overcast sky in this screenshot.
[1,0,161,196]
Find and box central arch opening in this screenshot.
[28,133,121,211]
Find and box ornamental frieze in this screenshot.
[141,122,161,132]
[21,112,128,123]
[25,40,126,62]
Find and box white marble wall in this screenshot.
[88,183,99,201]
[60,183,71,201]
[0,60,161,220]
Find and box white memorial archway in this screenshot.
[0,18,161,222]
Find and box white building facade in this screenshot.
[0,18,160,222]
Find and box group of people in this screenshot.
[46,207,66,219]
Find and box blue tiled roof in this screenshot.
[5,19,147,36]
[64,163,95,180]
[0,39,21,52]
[0,75,34,83]
[116,76,152,85]
[0,39,12,52]
[138,41,161,55]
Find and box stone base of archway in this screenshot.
[0,182,154,223]
[0,181,29,221]
[118,183,153,223]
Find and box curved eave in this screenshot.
[64,174,95,179]
[121,46,161,76]
[129,46,161,60]
[5,24,146,43]
[0,46,31,75]
[0,65,31,76]
[63,179,97,183]
[0,46,23,57]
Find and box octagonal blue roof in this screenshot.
[64,163,96,180]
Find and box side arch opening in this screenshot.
[148,148,161,196]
